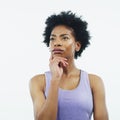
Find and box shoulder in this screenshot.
[29,74,46,92]
[88,73,105,93]
[88,73,102,82]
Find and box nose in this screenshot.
[54,39,62,47]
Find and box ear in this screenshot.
[75,42,81,52]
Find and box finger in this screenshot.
[50,57,68,67]
[58,60,68,67]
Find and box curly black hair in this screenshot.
[43,11,91,59]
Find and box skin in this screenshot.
[29,25,109,120]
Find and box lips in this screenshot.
[52,48,64,54]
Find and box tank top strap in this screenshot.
[80,70,92,95]
[44,71,51,97]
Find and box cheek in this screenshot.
[66,43,76,53]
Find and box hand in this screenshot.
[49,56,68,81]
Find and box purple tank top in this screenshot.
[45,70,93,120]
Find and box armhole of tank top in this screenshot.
[88,74,93,89]
[44,72,47,98]
[42,73,46,93]
[86,72,93,94]
[44,71,51,98]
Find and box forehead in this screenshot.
[51,25,74,36]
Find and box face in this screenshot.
[49,25,81,59]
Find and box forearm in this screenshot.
[36,80,59,120]
[94,116,109,120]
[93,110,109,120]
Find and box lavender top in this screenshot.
[45,70,93,120]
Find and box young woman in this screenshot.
[29,11,109,120]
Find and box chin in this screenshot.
[53,54,64,57]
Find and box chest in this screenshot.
[59,75,80,90]
[58,85,93,108]
[57,86,93,120]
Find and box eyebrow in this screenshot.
[50,34,69,37]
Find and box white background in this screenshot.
[0,0,120,119]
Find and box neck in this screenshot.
[63,58,79,76]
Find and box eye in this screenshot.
[50,37,55,41]
[62,36,69,40]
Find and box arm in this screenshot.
[29,74,59,120]
[89,74,109,120]
[29,56,68,120]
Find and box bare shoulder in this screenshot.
[88,73,105,92]
[88,73,103,82]
[29,74,46,92]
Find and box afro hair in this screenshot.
[43,11,91,59]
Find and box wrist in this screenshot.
[50,79,60,87]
